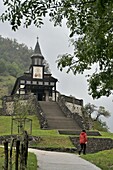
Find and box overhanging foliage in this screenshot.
[1,0,113,98]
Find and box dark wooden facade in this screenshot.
[11,39,58,101]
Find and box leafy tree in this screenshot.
[13,94,37,133]
[94,106,111,121]
[83,103,97,118]
[93,119,109,132]
[82,103,111,131]
[0,35,33,77]
[7,62,23,77]
[83,103,111,120]
[0,59,6,74]
[13,94,37,118]
[82,103,97,130]
[1,0,113,98]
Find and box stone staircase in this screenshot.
[38,101,81,130]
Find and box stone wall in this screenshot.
[2,94,37,115]
[0,135,41,145]
[2,96,14,115]
[65,102,82,116]
[70,136,113,153]
[1,135,113,154]
[62,95,83,106]
[36,101,48,129]
[57,94,91,130]
[57,94,85,129]
[58,130,101,136]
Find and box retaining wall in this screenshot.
[70,136,113,153]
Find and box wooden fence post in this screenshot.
[23,131,28,168]
[9,138,14,170]
[20,143,26,170]
[20,131,29,170]
[15,140,20,170]
[4,141,8,170]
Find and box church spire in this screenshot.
[34,37,43,57]
[31,37,44,66]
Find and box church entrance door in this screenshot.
[37,92,45,101]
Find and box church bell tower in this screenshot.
[30,37,44,79]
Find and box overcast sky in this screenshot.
[0,1,113,132]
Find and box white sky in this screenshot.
[0,1,113,132]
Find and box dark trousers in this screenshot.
[79,143,86,155]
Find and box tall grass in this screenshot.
[0,147,37,170]
[81,149,113,170]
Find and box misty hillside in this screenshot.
[0,35,33,106]
[0,35,33,77]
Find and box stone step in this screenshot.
[47,121,78,129]
[39,101,65,116]
[39,101,81,130]
[58,130,101,136]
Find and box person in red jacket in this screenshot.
[79,129,87,155]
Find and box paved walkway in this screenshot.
[29,148,101,170]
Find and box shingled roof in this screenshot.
[31,37,44,58]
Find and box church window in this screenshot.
[44,82,49,85]
[34,58,38,65]
[26,81,31,84]
[32,81,37,85]
[50,82,54,86]
[20,85,25,88]
[20,90,25,94]
[20,80,25,84]
[38,81,43,85]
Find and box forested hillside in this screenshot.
[0,35,33,77]
[0,35,33,106]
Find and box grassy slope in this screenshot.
[1,115,113,147]
[27,152,37,170]
[1,115,113,170]
[81,149,113,170]
[0,115,74,148]
[0,115,73,170]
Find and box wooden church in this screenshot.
[2,38,88,131]
[11,38,58,101]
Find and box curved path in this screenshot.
[29,148,101,170]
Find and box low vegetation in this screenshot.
[81,149,113,170]
[27,152,37,170]
[0,115,113,169]
[0,147,37,170]
[0,115,74,148]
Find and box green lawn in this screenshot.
[1,115,113,170]
[0,116,12,135]
[0,115,113,149]
[0,115,73,170]
[27,152,37,170]
[81,149,113,170]
[0,148,4,169]
[0,115,74,148]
